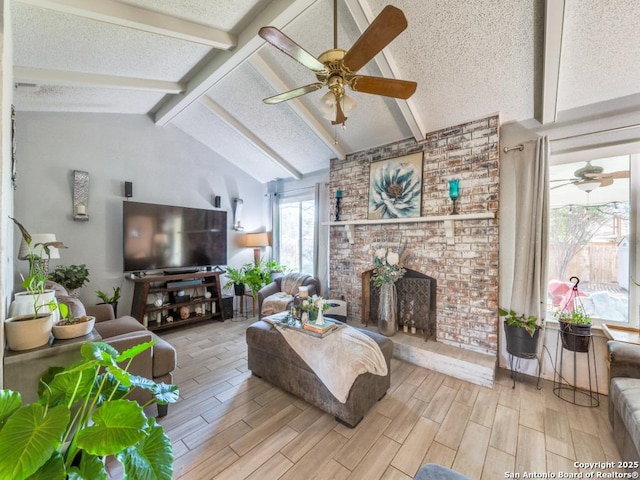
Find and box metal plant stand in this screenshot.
[552,329,599,407]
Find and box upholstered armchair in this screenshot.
[258,273,321,318]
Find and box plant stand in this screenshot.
[552,329,599,407]
[504,323,542,389]
[507,353,542,390]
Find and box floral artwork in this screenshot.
[371,245,407,288]
[368,152,423,219]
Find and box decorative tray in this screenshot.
[602,323,640,346]
[263,312,342,338]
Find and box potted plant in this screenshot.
[95,286,121,316]
[0,339,179,479]
[244,260,272,306]
[554,306,592,352]
[223,266,248,296]
[50,264,90,296]
[5,217,66,350]
[498,308,542,358]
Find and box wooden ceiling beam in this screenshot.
[14,66,184,93]
[200,96,303,180]
[344,0,425,140]
[15,0,236,49]
[153,0,317,126]
[538,0,565,125]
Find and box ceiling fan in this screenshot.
[551,161,630,192]
[258,0,417,126]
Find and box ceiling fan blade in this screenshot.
[585,170,630,180]
[351,75,416,99]
[259,26,327,74]
[331,97,348,125]
[551,182,575,190]
[600,178,614,187]
[263,83,324,104]
[342,5,408,73]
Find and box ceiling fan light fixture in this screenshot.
[341,94,356,117]
[576,180,601,193]
[320,91,356,122]
[320,91,337,120]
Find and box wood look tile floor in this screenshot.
[108,318,625,480]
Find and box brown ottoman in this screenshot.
[246,320,392,427]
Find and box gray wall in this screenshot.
[13,112,268,315]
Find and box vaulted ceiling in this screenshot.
[12,0,640,183]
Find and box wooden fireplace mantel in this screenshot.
[325,212,495,245]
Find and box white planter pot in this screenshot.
[9,290,60,323]
[4,313,53,351]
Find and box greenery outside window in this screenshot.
[276,190,315,275]
[548,156,635,325]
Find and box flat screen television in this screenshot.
[123,201,227,272]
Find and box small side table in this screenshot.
[552,329,599,407]
[3,329,102,404]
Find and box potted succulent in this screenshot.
[0,340,179,479]
[498,308,542,359]
[95,286,121,317]
[50,264,90,296]
[554,306,592,352]
[5,217,66,350]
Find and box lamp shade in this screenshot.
[18,233,61,260]
[245,232,270,248]
[576,181,601,193]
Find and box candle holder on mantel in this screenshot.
[448,179,460,215]
[335,189,342,221]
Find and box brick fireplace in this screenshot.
[328,115,500,356]
[362,268,437,339]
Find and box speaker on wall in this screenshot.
[214,195,221,208]
[124,181,133,198]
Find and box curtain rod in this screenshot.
[503,144,524,153]
[550,122,640,142]
[502,122,640,153]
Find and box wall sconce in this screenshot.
[335,189,342,221]
[233,198,244,231]
[73,170,90,221]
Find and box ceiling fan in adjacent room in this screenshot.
[258,1,417,126]
[551,161,630,193]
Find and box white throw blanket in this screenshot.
[263,313,388,403]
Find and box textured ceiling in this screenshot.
[12,0,640,183]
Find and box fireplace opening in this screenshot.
[362,268,437,339]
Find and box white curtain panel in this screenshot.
[509,136,550,320]
[314,182,330,297]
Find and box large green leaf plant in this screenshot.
[0,340,179,480]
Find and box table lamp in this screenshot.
[245,232,271,264]
[18,233,61,275]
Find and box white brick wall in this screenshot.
[329,115,500,355]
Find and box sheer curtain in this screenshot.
[314,182,330,297]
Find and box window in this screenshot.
[548,156,634,324]
[276,191,315,274]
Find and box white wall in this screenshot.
[13,112,267,315]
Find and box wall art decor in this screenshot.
[368,151,423,219]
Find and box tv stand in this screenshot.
[130,271,226,332]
